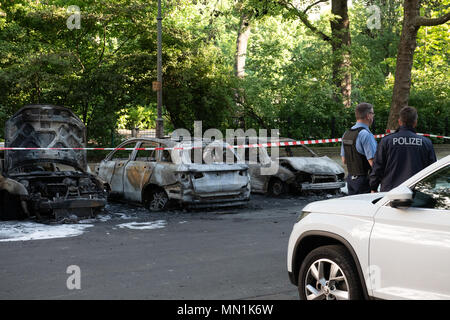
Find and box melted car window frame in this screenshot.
[110,142,136,161]
[134,141,159,162]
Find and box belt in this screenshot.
[351,175,368,180]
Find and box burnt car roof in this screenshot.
[4,105,87,172]
[115,137,178,147]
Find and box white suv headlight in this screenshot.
[297,210,311,222]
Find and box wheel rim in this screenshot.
[304,259,349,300]
[149,191,168,211]
[271,181,283,196]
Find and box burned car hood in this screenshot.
[278,156,344,175]
[4,105,87,172]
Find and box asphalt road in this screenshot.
[0,193,340,300]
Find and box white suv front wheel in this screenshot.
[298,245,363,300]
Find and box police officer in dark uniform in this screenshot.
[369,106,436,192]
[341,103,377,195]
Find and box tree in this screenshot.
[387,0,450,130]
[331,0,352,108]
[235,13,253,79]
[276,0,352,107]
[0,0,158,144]
[234,5,253,128]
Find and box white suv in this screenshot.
[287,155,450,300]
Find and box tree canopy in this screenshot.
[0,0,448,145]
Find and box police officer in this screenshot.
[369,106,436,192]
[341,103,377,195]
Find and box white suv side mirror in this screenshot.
[387,185,413,208]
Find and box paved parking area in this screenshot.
[0,193,337,300]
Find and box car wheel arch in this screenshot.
[292,231,370,300]
[141,183,165,201]
[267,176,289,195]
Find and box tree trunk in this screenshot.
[387,0,450,130]
[235,13,251,79]
[387,0,420,130]
[234,13,252,128]
[331,0,351,108]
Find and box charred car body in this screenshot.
[244,138,345,196]
[97,138,251,210]
[0,105,107,221]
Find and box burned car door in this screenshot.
[148,147,179,189]
[123,141,158,202]
[98,141,136,199]
[244,147,267,193]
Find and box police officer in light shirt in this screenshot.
[341,103,378,195]
[369,106,437,192]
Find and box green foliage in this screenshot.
[0,0,158,145]
[410,1,450,139]
[117,105,157,130]
[0,0,448,147]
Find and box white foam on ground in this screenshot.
[110,212,136,220]
[116,220,167,230]
[78,218,97,224]
[78,214,112,224]
[0,222,93,242]
[97,214,112,222]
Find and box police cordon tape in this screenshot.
[386,130,449,140]
[0,132,448,151]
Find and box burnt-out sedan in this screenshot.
[243,138,345,196]
[97,138,251,211]
[0,105,107,222]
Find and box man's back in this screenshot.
[370,126,436,192]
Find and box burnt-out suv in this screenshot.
[0,105,107,221]
[243,138,345,196]
[97,138,251,211]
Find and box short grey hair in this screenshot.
[355,103,374,120]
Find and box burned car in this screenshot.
[243,138,345,196]
[97,138,250,211]
[0,105,107,221]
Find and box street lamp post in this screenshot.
[155,0,164,138]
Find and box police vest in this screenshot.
[342,127,371,176]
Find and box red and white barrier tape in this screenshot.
[0,132,446,151]
[0,138,348,151]
[386,130,450,140]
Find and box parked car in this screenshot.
[243,138,345,196]
[0,105,107,221]
[97,138,251,211]
[287,155,450,300]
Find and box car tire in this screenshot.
[298,245,363,300]
[268,178,287,197]
[145,188,169,212]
